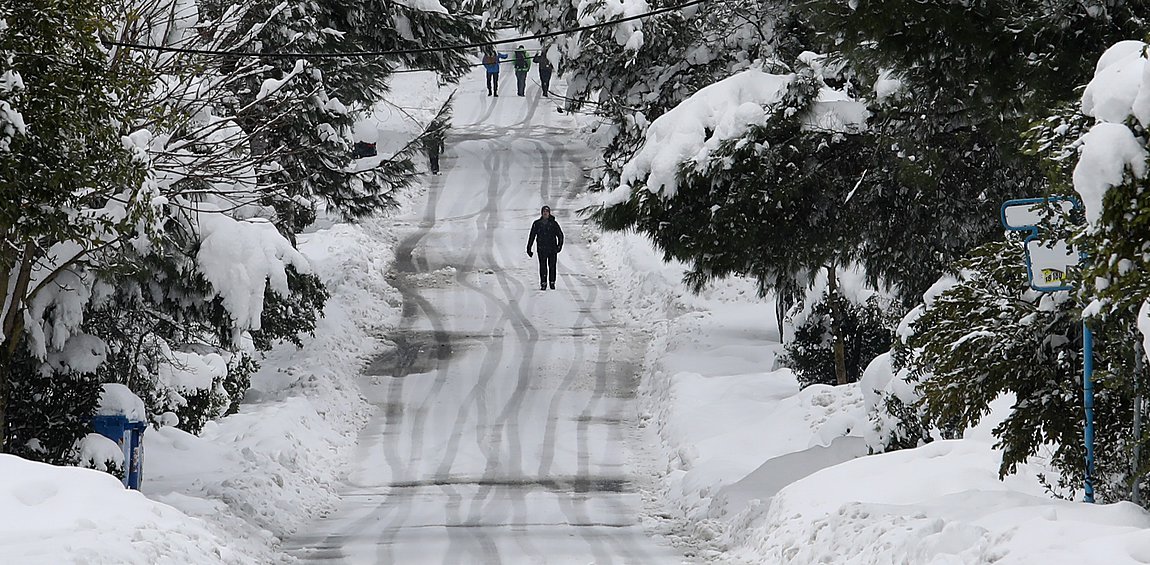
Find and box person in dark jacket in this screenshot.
[482,48,507,96]
[526,205,563,290]
[423,128,445,174]
[513,45,531,97]
[536,51,553,97]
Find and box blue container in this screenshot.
[92,415,147,489]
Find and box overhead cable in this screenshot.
[98,0,709,59]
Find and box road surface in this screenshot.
[286,57,687,565]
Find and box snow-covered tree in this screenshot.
[594,59,880,383]
[875,40,1150,503]
[796,0,1150,299]
[0,0,155,455]
[494,0,810,191]
[198,0,489,236]
[0,0,488,463]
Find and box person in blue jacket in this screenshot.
[481,48,507,96]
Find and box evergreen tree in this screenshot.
[595,64,883,383]
[903,237,1147,501]
[0,0,153,450]
[1070,40,1150,502]
[786,292,895,388]
[795,0,1150,301]
[0,0,489,462]
[907,240,1083,477]
[199,0,490,235]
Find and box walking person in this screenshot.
[526,206,563,290]
[423,127,445,174]
[513,45,531,97]
[482,48,507,96]
[536,51,553,97]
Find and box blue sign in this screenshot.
[1000,197,1082,292]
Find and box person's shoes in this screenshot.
[543,93,549,97]
[549,282,555,290]
[540,283,547,291]
[494,93,499,97]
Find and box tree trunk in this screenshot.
[826,264,849,386]
[774,273,790,338]
[0,243,36,453]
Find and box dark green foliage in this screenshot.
[791,0,1148,302]
[4,347,102,466]
[222,354,258,416]
[848,130,1047,304]
[595,69,869,296]
[908,237,1150,499]
[907,240,1084,478]
[0,0,152,454]
[785,293,895,388]
[0,0,149,243]
[251,268,330,350]
[1082,164,1150,320]
[200,0,489,231]
[877,392,937,452]
[803,0,1149,138]
[173,385,227,436]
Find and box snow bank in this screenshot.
[727,440,1150,565]
[76,433,125,473]
[0,454,249,565]
[144,213,406,549]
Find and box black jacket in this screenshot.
[528,217,563,255]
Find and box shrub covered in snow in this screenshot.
[784,291,894,388]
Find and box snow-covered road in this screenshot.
[285,65,687,564]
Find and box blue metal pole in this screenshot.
[1083,321,1096,503]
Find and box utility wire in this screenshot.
[98,0,708,59]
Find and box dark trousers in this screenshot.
[428,151,439,173]
[515,71,527,96]
[537,253,556,285]
[540,71,552,96]
[486,72,498,95]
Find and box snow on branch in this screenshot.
[1074,40,1150,228]
[614,64,868,200]
[192,202,310,338]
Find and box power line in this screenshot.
[98,0,708,59]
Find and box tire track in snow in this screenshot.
[291,165,457,561]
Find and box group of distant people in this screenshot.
[417,45,556,175]
[410,50,566,290]
[481,45,553,98]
